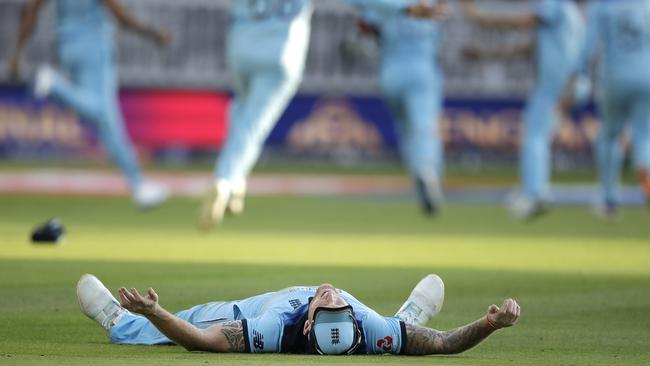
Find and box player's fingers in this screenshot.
[121,287,137,302]
[508,299,518,317]
[505,299,514,313]
[129,288,144,302]
[512,300,519,315]
[507,300,519,323]
[118,287,132,305]
[488,304,499,314]
[148,287,158,302]
[501,298,513,312]
[117,288,127,304]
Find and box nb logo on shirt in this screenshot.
[331,328,340,345]
[253,330,265,350]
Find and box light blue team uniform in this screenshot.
[216,0,419,186]
[579,0,650,206]
[521,0,584,201]
[49,0,141,188]
[110,286,407,354]
[361,0,443,184]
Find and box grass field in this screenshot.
[1,194,649,365]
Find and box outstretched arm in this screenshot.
[7,0,46,80]
[403,298,520,355]
[461,0,538,29]
[117,287,246,353]
[103,0,170,45]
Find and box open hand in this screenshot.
[118,287,160,316]
[487,298,520,329]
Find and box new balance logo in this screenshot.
[253,330,264,350]
[331,328,340,345]
[288,299,302,309]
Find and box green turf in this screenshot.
[0,195,649,365]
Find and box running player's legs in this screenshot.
[50,44,105,122]
[381,63,443,215]
[213,66,248,191]
[382,80,411,171]
[381,62,441,179]
[402,77,443,180]
[216,68,301,183]
[520,77,566,201]
[51,44,142,188]
[596,90,629,205]
[110,301,234,345]
[96,96,142,188]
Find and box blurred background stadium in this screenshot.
[0,1,649,365]
[0,0,606,182]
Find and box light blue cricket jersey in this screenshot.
[233,286,406,354]
[230,0,412,31]
[363,0,440,62]
[534,0,585,81]
[581,0,650,87]
[231,0,311,23]
[228,0,414,67]
[55,0,115,46]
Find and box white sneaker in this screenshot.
[34,65,55,98]
[592,201,620,222]
[506,192,547,221]
[132,181,169,210]
[227,180,246,216]
[395,274,445,326]
[76,274,127,334]
[197,179,231,230]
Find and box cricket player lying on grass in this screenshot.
[77,274,519,355]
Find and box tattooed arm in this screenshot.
[403,298,520,355]
[118,287,246,352]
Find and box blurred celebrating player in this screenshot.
[355,0,449,216]
[199,0,444,229]
[577,0,650,218]
[462,0,585,220]
[8,0,171,209]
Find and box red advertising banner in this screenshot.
[120,90,229,149]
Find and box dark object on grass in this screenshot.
[31,218,65,244]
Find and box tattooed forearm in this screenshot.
[404,318,496,355]
[219,321,246,352]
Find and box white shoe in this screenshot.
[133,181,169,210]
[76,274,127,334]
[198,179,231,230]
[34,65,55,98]
[227,181,246,216]
[395,274,445,326]
[592,201,620,222]
[506,192,547,221]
